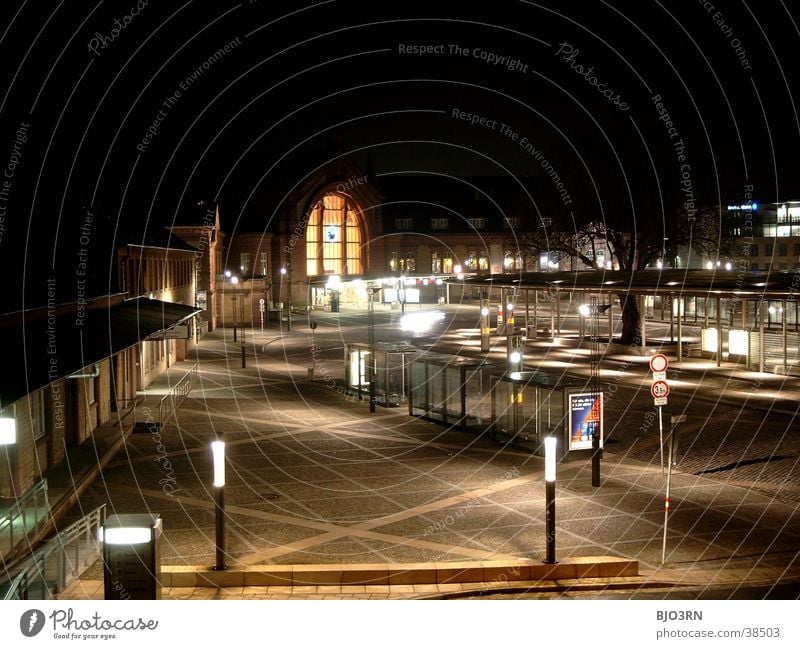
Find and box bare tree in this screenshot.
[520,198,722,344]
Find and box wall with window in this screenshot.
[0,360,111,499]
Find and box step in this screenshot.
[159,556,638,588]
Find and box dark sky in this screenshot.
[1,0,798,309]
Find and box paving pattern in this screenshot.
[63,311,800,600]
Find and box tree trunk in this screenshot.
[617,293,642,345]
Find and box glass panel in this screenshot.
[410,361,427,416]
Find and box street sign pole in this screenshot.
[661,426,674,565]
[659,405,664,475]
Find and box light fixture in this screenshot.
[102,527,152,545]
[544,436,557,564]
[578,304,591,317]
[211,440,226,487]
[0,417,16,445]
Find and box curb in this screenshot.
[159,556,638,588]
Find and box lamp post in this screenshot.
[367,282,383,413]
[544,436,557,564]
[230,274,239,342]
[210,435,227,571]
[280,266,292,332]
[480,299,490,352]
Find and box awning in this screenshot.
[0,297,200,407]
[451,270,800,299]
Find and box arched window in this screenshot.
[306,194,363,276]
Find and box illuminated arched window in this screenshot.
[306,194,363,276]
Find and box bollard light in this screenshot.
[210,435,227,570]
[211,440,225,487]
[543,436,557,564]
[544,436,556,482]
[0,417,16,445]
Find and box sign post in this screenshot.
[649,354,670,472]
[661,414,687,564]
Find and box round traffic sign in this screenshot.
[649,353,669,373]
[651,380,670,399]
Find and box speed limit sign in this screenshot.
[651,380,670,399]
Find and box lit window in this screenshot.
[240,252,251,276]
[395,218,413,230]
[306,194,363,276]
[468,218,485,229]
[431,218,449,230]
[431,251,442,274]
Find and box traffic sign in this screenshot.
[654,396,668,406]
[652,371,667,381]
[650,353,669,373]
[651,380,670,399]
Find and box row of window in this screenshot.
[389,251,528,273]
[744,242,800,257]
[395,217,521,231]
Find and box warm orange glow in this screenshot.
[306,193,363,276]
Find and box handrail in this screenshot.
[0,478,49,559]
[159,362,198,425]
[2,504,106,600]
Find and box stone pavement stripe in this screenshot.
[108,484,512,563]
[107,422,415,468]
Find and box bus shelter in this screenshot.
[490,371,602,459]
[408,354,494,432]
[344,342,420,406]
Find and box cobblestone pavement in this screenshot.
[60,306,800,598]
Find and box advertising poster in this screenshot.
[569,392,603,451]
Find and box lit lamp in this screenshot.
[230,274,239,342]
[211,435,227,571]
[544,436,557,564]
[480,303,490,352]
[578,303,591,339]
[0,417,16,445]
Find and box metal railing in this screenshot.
[0,478,50,560]
[2,504,105,600]
[159,362,198,425]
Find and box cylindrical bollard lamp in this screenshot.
[544,436,557,564]
[211,436,227,571]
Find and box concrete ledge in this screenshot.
[159,556,637,588]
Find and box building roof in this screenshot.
[456,269,800,299]
[0,297,199,407]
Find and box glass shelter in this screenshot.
[345,342,420,406]
[490,371,602,459]
[408,354,494,432]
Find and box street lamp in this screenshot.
[211,435,227,571]
[544,436,557,564]
[229,274,239,342]
[480,301,490,352]
[280,266,292,332]
[367,282,382,413]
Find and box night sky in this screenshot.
[0,0,798,309]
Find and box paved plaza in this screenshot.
[56,305,800,599]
